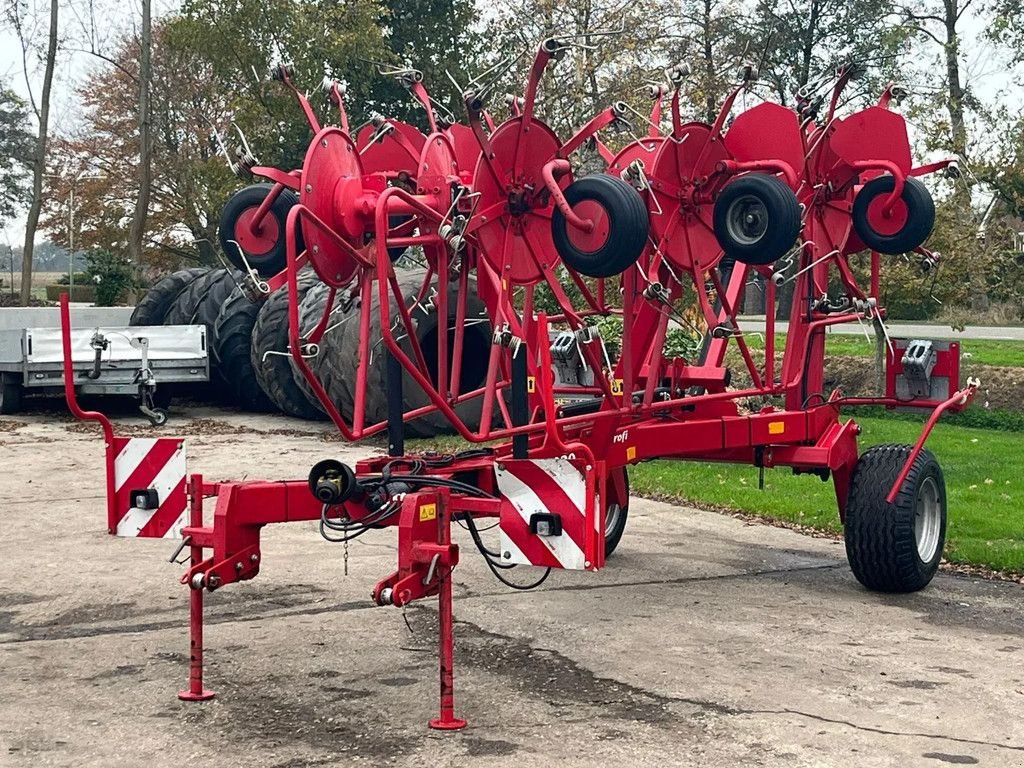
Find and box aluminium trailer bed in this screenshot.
[0,307,208,424]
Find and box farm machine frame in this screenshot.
[63,39,976,730]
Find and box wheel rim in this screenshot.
[565,199,611,254]
[605,502,622,538]
[235,206,281,256]
[865,195,909,236]
[914,476,942,562]
[725,194,769,246]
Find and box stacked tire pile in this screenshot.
[129,265,492,435]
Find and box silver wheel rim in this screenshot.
[914,476,942,562]
[606,502,623,537]
[725,194,769,246]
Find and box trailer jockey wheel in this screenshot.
[218,183,304,277]
[551,175,649,278]
[852,175,935,255]
[712,174,801,265]
[844,444,947,593]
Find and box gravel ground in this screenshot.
[1,404,1023,767]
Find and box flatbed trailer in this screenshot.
[0,307,208,424]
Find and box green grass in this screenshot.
[410,414,1024,572]
[630,414,1024,572]
[740,332,1024,368]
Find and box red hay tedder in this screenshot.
[62,40,977,730]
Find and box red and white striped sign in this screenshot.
[112,437,187,539]
[496,458,597,571]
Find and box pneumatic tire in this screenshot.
[604,467,630,557]
[129,267,209,326]
[713,173,801,265]
[852,175,935,255]
[250,273,325,420]
[213,288,276,412]
[218,184,303,277]
[844,444,947,593]
[552,174,649,278]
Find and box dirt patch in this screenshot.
[0,419,26,431]
[64,418,329,439]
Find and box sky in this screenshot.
[1,0,1021,250]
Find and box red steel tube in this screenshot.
[178,474,215,702]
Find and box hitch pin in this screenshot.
[423,553,440,586]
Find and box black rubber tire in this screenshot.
[713,173,801,265]
[604,467,629,557]
[218,184,303,277]
[250,273,326,419]
[129,267,209,326]
[213,288,276,412]
[551,174,649,278]
[852,175,935,255]
[317,270,491,437]
[164,268,239,328]
[288,281,353,416]
[0,372,23,415]
[844,444,947,593]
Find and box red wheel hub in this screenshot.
[235,207,280,256]
[865,195,909,236]
[566,200,610,253]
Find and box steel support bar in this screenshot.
[178,474,215,702]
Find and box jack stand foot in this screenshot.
[178,689,216,702]
[429,716,467,731]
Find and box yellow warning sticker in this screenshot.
[419,503,437,522]
[768,421,785,435]
[527,376,536,393]
[626,446,637,461]
[611,379,623,396]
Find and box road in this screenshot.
[1,407,1023,767]
[738,316,1024,341]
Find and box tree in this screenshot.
[128,0,153,293]
[745,0,910,109]
[7,0,60,306]
[0,82,34,227]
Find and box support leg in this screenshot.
[179,474,215,702]
[429,559,466,731]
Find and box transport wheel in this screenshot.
[250,273,325,420]
[129,267,209,326]
[844,444,946,593]
[218,184,303,277]
[852,175,935,254]
[213,288,276,412]
[551,175,649,278]
[604,467,630,557]
[0,372,23,415]
[712,173,801,265]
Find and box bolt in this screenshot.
[305,184,312,193]
[189,573,204,590]
[250,553,259,563]
[502,551,512,559]
[235,561,243,572]
[207,574,222,590]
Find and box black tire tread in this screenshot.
[844,443,946,593]
[213,288,276,412]
[713,173,801,265]
[250,274,325,419]
[129,267,209,326]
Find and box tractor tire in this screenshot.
[250,273,325,419]
[213,288,276,412]
[129,267,209,325]
[852,175,935,255]
[218,183,303,277]
[551,174,649,278]
[713,173,801,265]
[604,466,630,557]
[288,281,354,416]
[317,270,491,437]
[844,444,947,593]
[0,372,23,415]
[164,268,240,328]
